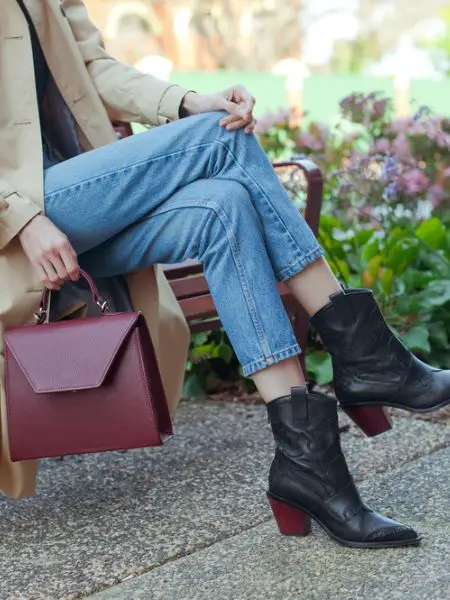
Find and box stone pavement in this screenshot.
[0,401,448,600]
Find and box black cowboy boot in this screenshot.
[267,387,420,548]
[311,288,450,436]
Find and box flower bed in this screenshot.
[184,93,450,395]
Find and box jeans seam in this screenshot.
[151,198,273,357]
[44,142,220,198]
[203,202,273,357]
[213,136,309,258]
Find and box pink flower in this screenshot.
[392,134,411,158]
[400,168,429,196]
[254,109,290,134]
[340,95,356,109]
[296,132,324,151]
[409,116,450,148]
[428,184,444,208]
[434,131,450,149]
[374,138,390,153]
[389,117,413,134]
[443,167,450,179]
[372,99,388,120]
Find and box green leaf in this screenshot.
[394,295,424,316]
[402,269,435,291]
[182,373,207,398]
[319,215,342,234]
[191,332,209,346]
[428,324,449,349]
[354,228,376,246]
[380,268,394,295]
[361,237,380,262]
[385,240,419,273]
[421,280,450,308]
[191,343,215,360]
[401,324,431,354]
[415,218,446,250]
[306,351,333,385]
[212,343,234,363]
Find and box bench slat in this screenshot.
[163,260,202,279]
[175,282,297,321]
[170,274,210,300]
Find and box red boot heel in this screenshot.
[268,496,311,536]
[342,405,392,437]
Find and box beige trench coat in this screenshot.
[0,0,191,498]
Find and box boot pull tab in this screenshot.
[291,386,309,421]
[329,290,355,326]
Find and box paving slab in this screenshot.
[88,448,450,600]
[0,402,448,600]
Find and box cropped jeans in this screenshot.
[44,112,324,376]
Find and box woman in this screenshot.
[1,0,448,548]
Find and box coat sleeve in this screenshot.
[0,181,41,250]
[62,0,190,126]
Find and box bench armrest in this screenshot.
[272,157,323,237]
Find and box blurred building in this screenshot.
[84,1,303,71]
[85,0,226,69]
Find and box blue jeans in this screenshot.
[44,112,324,376]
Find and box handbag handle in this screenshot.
[34,269,109,324]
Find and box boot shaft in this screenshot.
[267,386,339,460]
[311,289,411,368]
[267,387,353,500]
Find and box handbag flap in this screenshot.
[5,312,139,394]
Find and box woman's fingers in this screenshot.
[219,114,243,127]
[236,85,256,117]
[59,245,80,281]
[41,259,64,290]
[244,119,257,135]
[18,214,80,290]
[50,253,69,280]
[220,114,257,134]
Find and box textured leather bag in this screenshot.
[4,270,172,462]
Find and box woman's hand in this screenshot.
[181,85,257,134]
[19,214,80,290]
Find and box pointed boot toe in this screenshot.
[363,519,421,547]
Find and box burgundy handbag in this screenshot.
[4,270,173,462]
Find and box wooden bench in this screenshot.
[114,123,324,372]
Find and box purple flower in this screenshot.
[374,138,390,153]
[383,182,400,201]
[428,184,444,208]
[391,134,411,158]
[296,132,325,151]
[381,155,399,181]
[372,99,388,120]
[254,109,290,134]
[389,117,414,134]
[399,168,429,196]
[339,94,356,109]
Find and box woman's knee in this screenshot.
[205,179,254,218]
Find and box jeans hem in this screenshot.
[242,343,302,377]
[276,246,325,282]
